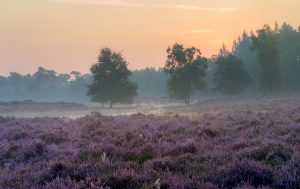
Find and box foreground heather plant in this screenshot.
[0,97,300,188]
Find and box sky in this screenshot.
[0,0,300,75]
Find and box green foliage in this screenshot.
[87,48,137,107]
[233,31,260,93]
[164,43,208,104]
[247,144,292,168]
[277,22,300,91]
[251,25,282,92]
[213,45,251,95]
[39,132,69,144]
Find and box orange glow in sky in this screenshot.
[0,0,300,75]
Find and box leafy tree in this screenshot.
[251,25,281,92]
[233,31,259,93]
[87,48,137,107]
[213,45,251,95]
[277,22,300,91]
[164,43,207,104]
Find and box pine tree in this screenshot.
[213,45,251,95]
[251,25,281,92]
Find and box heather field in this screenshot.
[0,97,300,189]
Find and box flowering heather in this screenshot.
[0,98,300,188]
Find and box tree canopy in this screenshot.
[164,43,208,104]
[277,22,300,91]
[213,45,251,95]
[87,48,137,107]
[251,25,282,92]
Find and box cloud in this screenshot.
[47,0,138,7]
[47,0,237,13]
[173,5,237,12]
[186,29,216,34]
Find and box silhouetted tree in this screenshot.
[164,43,207,104]
[69,73,91,102]
[29,67,64,99]
[213,45,251,95]
[0,67,91,102]
[233,31,259,93]
[70,71,81,79]
[277,22,300,91]
[87,48,137,107]
[130,68,168,97]
[251,25,281,92]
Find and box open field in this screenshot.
[0,99,176,118]
[1,96,299,118]
[0,97,299,188]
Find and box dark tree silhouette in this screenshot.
[233,31,259,93]
[130,68,168,97]
[164,43,207,104]
[277,22,300,91]
[87,48,137,108]
[1,22,300,102]
[213,45,251,95]
[251,25,281,93]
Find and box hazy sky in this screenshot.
[0,0,299,75]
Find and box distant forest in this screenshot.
[0,67,169,102]
[0,22,300,102]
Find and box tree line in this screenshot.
[0,67,168,102]
[88,22,300,106]
[0,67,92,102]
[0,22,300,105]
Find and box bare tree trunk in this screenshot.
[110,101,113,108]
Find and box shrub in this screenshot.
[144,157,172,172]
[40,162,85,185]
[169,154,206,174]
[76,148,103,162]
[200,128,219,138]
[215,160,273,188]
[0,116,15,124]
[23,142,46,161]
[276,157,300,189]
[2,142,46,163]
[167,141,197,156]
[137,143,156,164]
[4,131,28,141]
[247,144,291,167]
[39,131,68,144]
[106,168,139,189]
